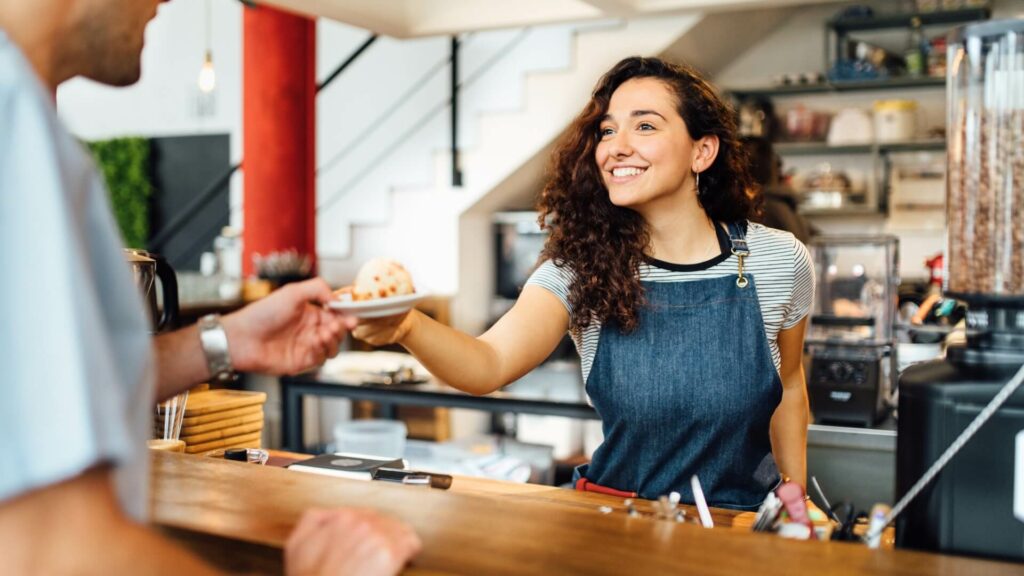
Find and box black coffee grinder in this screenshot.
[895,19,1024,562]
[806,236,899,427]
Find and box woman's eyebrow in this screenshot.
[600,110,666,122]
[631,109,666,120]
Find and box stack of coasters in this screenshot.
[155,390,266,454]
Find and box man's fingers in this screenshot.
[288,277,334,305]
[286,508,336,551]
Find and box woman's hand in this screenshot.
[352,310,420,347]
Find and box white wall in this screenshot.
[57,0,246,227]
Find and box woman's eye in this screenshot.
[637,122,655,131]
[599,127,615,138]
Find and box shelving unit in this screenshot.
[726,6,989,218]
[827,6,991,68]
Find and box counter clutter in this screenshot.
[151,452,1023,575]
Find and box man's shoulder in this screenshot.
[0,34,40,102]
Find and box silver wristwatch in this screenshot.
[198,313,236,383]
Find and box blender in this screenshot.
[896,19,1024,561]
[805,235,899,427]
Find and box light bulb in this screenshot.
[198,51,216,93]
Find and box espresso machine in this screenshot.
[805,235,899,427]
[124,249,179,333]
[896,19,1024,561]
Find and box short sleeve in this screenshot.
[782,238,815,329]
[524,260,575,317]
[0,39,152,517]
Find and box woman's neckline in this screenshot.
[643,222,731,272]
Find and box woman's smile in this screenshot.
[608,164,649,185]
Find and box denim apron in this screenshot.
[573,221,783,510]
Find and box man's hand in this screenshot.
[285,508,421,576]
[223,278,356,375]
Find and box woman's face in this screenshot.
[595,77,698,210]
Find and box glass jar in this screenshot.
[945,19,1024,303]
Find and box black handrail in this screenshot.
[318,34,378,93]
[316,44,458,178]
[450,35,462,187]
[316,27,531,213]
[149,162,240,249]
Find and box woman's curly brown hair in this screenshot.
[537,56,756,335]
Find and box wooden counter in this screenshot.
[150,452,1021,575]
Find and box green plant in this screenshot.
[88,137,152,248]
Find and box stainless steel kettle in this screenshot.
[124,249,179,333]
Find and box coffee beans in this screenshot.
[946,35,1024,299]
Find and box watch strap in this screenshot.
[198,313,235,382]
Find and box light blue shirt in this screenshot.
[0,30,153,520]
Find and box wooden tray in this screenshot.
[185,431,262,454]
[159,390,266,417]
[175,405,264,427]
[157,411,263,436]
[181,421,264,445]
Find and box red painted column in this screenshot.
[242,5,316,277]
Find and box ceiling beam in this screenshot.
[258,0,853,38]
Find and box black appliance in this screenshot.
[897,356,1024,561]
[494,212,546,300]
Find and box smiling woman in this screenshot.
[540,57,757,334]
[353,56,813,511]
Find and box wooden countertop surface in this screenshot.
[150,452,1021,575]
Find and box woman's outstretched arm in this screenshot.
[353,285,571,395]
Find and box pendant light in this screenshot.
[197,0,216,94]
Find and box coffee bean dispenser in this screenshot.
[897,19,1024,561]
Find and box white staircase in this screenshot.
[316,14,702,293]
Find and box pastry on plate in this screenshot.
[334,258,415,301]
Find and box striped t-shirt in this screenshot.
[526,221,815,383]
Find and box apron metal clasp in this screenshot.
[731,248,749,289]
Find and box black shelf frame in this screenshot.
[774,139,946,156]
[827,6,991,33]
[727,76,945,99]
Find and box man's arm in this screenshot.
[0,466,222,575]
[770,316,810,487]
[154,279,354,402]
[0,466,421,575]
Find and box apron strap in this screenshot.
[725,221,749,255]
[726,221,750,288]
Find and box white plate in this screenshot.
[326,292,427,318]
